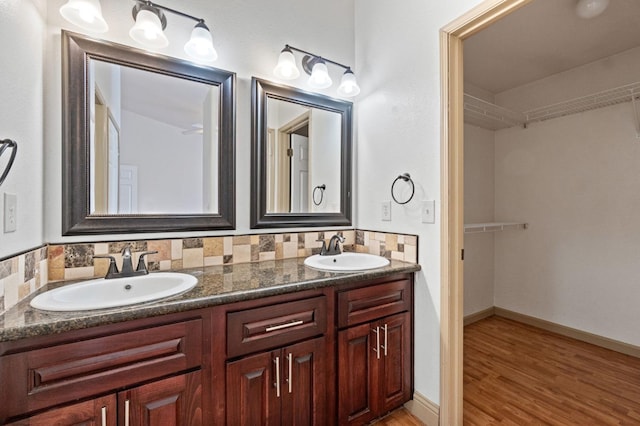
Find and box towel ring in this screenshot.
[391,173,414,205]
[313,184,326,206]
[0,139,17,187]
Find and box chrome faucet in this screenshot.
[93,245,158,279]
[318,234,346,256]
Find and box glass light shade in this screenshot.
[308,61,332,89]
[59,0,108,33]
[337,70,360,97]
[273,48,300,80]
[129,8,169,49]
[575,0,610,18]
[184,23,218,62]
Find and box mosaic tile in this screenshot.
[24,252,36,282]
[204,238,223,257]
[65,245,95,268]
[223,255,233,264]
[259,235,276,252]
[183,238,203,249]
[0,259,10,280]
[109,241,147,253]
[171,260,183,270]
[171,240,183,260]
[234,235,251,245]
[183,248,204,268]
[148,240,171,262]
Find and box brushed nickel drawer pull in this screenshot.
[101,406,107,426]
[274,356,281,398]
[372,326,380,360]
[287,353,293,393]
[382,324,388,357]
[266,320,304,332]
[124,399,130,426]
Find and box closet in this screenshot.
[462,0,640,348]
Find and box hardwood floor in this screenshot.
[371,408,424,425]
[464,316,640,425]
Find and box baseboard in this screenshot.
[405,391,439,426]
[494,307,640,359]
[463,307,495,326]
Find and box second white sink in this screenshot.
[304,252,390,272]
[30,272,198,312]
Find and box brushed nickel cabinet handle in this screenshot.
[372,326,380,360]
[287,353,293,394]
[101,406,107,426]
[266,320,304,332]
[382,324,388,357]
[124,400,130,426]
[274,356,281,398]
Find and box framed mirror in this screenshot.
[251,78,352,228]
[62,31,235,235]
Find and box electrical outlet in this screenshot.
[422,200,435,224]
[381,201,391,221]
[4,193,17,233]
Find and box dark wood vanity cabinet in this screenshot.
[225,295,328,425]
[336,277,413,425]
[0,313,208,425]
[0,272,414,426]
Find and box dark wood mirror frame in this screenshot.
[62,31,236,235]
[250,78,353,229]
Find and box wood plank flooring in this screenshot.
[371,408,424,425]
[464,316,640,425]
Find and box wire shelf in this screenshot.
[464,222,528,234]
[464,82,640,132]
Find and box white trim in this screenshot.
[405,391,439,426]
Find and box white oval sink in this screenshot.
[304,252,390,272]
[30,272,198,312]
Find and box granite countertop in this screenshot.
[0,257,420,343]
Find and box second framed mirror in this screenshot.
[250,78,352,228]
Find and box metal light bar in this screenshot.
[285,44,352,71]
[133,0,204,24]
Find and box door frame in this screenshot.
[439,1,532,424]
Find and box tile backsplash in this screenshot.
[1,229,417,315]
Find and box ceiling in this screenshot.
[464,0,640,94]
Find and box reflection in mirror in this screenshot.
[265,98,342,214]
[251,78,352,229]
[62,31,235,235]
[90,60,220,215]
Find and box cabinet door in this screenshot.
[379,312,412,413]
[281,336,326,426]
[226,350,281,425]
[6,395,116,426]
[338,322,378,425]
[120,370,202,426]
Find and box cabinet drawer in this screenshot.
[227,296,326,358]
[338,278,412,328]
[0,319,202,420]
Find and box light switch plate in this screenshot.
[4,193,17,233]
[422,200,435,224]
[381,201,391,221]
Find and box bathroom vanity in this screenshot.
[0,258,418,425]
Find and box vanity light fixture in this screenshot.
[59,0,109,33]
[274,44,360,97]
[60,0,218,62]
[575,0,610,19]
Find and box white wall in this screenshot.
[494,101,640,346]
[309,108,341,212]
[120,110,203,214]
[44,0,355,243]
[0,0,46,258]
[354,0,485,405]
[463,124,495,317]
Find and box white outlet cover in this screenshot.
[422,200,435,224]
[381,201,391,221]
[4,193,17,233]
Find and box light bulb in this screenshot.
[184,22,218,62]
[308,59,332,89]
[337,69,360,97]
[129,7,168,49]
[59,0,108,33]
[575,0,610,19]
[274,47,300,80]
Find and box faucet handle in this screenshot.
[316,239,328,256]
[93,255,119,278]
[136,250,159,273]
